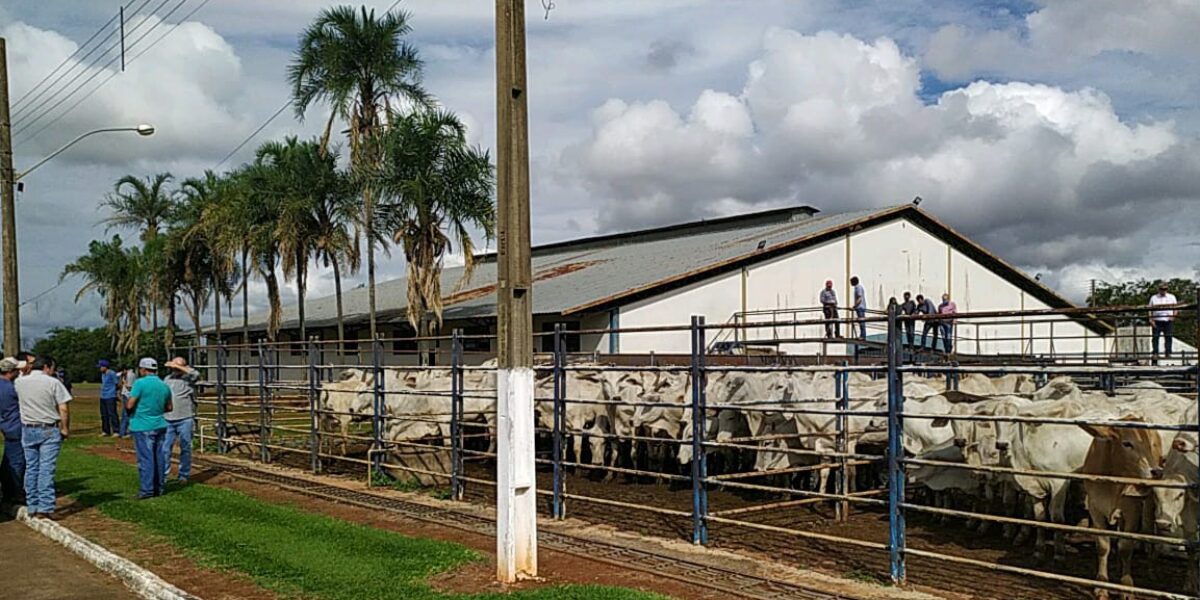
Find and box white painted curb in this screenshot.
[15,507,201,600]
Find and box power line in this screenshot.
[10,3,132,112]
[13,0,201,148]
[18,281,66,308]
[11,0,177,140]
[11,0,153,120]
[214,100,291,171]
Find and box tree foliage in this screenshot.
[1090,278,1198,347]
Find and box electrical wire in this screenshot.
[11,0,179,141]
[11,0,154,121]
[213,100,291,171]
[13,0,204,149]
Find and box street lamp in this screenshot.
[1,124,156,355]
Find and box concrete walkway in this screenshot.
[0,518,136,600]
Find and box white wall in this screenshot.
[613,216,1108,358]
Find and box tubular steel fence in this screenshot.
[180,298,1200,600]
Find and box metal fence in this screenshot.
[180,299,1200,600]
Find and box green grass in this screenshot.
[56,445,663,600]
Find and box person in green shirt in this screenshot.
[127,358,172,499]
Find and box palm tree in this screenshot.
[100,172,177,333]
[289,4,432,341]
[259,137,321,343]
[367,109,495,345]
[311,148,360,355]
[61,236,147,354]
[179,171,240,344]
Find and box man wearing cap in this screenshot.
[162,357,200,484]
[15,355,71,518]
[819,280,839,338]
[1149,283,1179,357]
[127,358,172,499]
[97,360,120,437]
[0,358,25,506]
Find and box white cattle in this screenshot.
[319,369,375,454]
[535,369,609,470]
[1153,404,1198,594]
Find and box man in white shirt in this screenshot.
[14,355,71,518]
[1148,283,1179,357]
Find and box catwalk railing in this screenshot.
[179,298,1200,600]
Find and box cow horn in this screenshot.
[995,441,1010,452]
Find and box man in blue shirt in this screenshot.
[97,360,120,437]
[0,358,24,506]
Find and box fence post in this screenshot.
[836,360,850,522]
[256,340,269,464]
[308,339,320,474]
[886,301,907,586]
[1193,290,1199,587]
[450,329,464,501]
[690,315,709,545]
[216,342,227,454]
[552,324,565,519]
[372,337,385,477]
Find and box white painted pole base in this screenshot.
[496,367,538,582]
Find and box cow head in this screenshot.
[1153,436,1197,535]
[1079,417,1165,494]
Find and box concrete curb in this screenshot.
[13,507,201,600]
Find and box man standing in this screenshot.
[1148,283,1178,357]
[97,360,120,437]
[162,357,200,484]
[15,356,71,518]
[851,276,867,339]
[900,292,917,347]
[119,364,137,438]
[0,358,24,507]
[917,294,937,349]
[938,293,958,354]
[16,352,35,377]
[127,358,171,499]
[819,280,840,338]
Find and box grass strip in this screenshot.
[56,445,663,600]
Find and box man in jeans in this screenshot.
[15,356,71,518]
[1148,283,1178,357]
[938,293,958,354]
[819,280,839,338]
[127,358,171,499]
[900,291,917,347]
[97,360,120,437]
[119,365,137,438]
[162,357,200,484]
[0,358,25,507]
[851,276,867,339]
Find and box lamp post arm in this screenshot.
[14,127,141,182]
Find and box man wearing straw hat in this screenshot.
[162,357,200,485]
[127,358,172,499]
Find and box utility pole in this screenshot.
[0,38,20,356]
[494,0,537,583]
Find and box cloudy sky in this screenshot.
[3,0,1199,341]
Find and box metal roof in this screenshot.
[233,204,1093,335]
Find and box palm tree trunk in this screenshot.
[365,186,378,341]
[265,264,282,343]
[241,247,249,341]
[192,294,203,344]
[165,297,176,353]
[213,278,223,342]
[332,258,345,357]
[297,250,308,344]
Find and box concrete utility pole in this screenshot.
[0,38,20,356]
[493,0,537,583]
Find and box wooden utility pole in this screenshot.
[0,38,20,356]
[494,0,537,583]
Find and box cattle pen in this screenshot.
[179,298,1200,600]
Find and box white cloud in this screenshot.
[567,28,1200,295]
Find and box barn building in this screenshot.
[215,204,1142,365]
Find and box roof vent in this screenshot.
[756,240,767,251]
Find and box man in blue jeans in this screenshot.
[119,365,137,438]
[15,356,72,518]
[851,276,867,339]
[0,358,25,506]
[162,357,200,484]
[97,360,120,437]
[127,358,172,499]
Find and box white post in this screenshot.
[496,366,537,581]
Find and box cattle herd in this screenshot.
[316,363,1199,597]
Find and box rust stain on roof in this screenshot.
[443,260,607,306]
